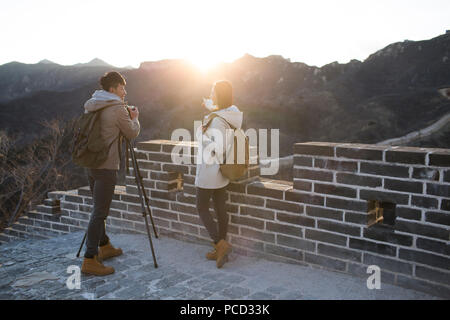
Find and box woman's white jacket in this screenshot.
[195,105,243,189]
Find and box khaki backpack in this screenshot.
[202,113,250,181]
[71,102,122,168]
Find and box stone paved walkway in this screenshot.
[0,231,441,300]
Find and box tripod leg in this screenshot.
[143,213,158,268]
[76,232,87,258]
[128,141,159,238]
[127,139,159,268]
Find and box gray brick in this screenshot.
[293,156,313,167]
[276,212,315,227]
[293,143,335,157]
[426,183,450,197]
[384,179,423,194]
[442,199,450,211]
[412,168,440,181]
[314,158,358,172]
[306,206,343,221]
[64,195,84,204]
[360,162,409,178]
[231,194,264,207]
[240,227,275,243]
[425,211,450,226]
[363,253,413,274]
[293,180,313,191]
[336,146,384,161]
[51,223,69,232]
[230,215,264,230]
[147,152,173,162]
[162,163,189,174]
[397,275,450,299]
[305,229,347,246]
[386,149,426,165]
[317,243,362,262]
[293,168,333,182]
[363,226,413,246]
[428,152,450,167]
[60,202,79,210]
[171,203,198,215]
[266,222,303,237]
[360,189,409,205]
[416,238,450,256]
[317,220,361,236]
[266,199,303,213]
[396,207,422,221]
[415,266,450,286]
[395,220,449,241]
[336,173,382,187]
[247,183,284,200]
[240,205,275,220]
[150,171,178,181]
[411,196,439,209]
[150,190,177,201]
[304,253,347,272]
[277,234,316,252]
[153,209,178,221]
[285,191,324,206]
[399,248,450,270]
[171,221,199,235]
[137,142,161,152]
[230,236,264,252]
[326,197,367,212]
[349,238,396,257]
[314,183,357,198]
[265,244,303,261]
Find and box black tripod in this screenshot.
[76,137,159,268]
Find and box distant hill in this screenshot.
[73,58,114,68]
[0,58,122,102]
[0,32,449,155]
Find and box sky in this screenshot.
[1,0,449,70]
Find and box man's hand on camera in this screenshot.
[128,106,139,120]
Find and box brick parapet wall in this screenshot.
[1,140,448,298]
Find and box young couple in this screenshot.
[81,71,243,276]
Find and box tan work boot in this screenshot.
[81,255,114,276]
[206,243,228,262]
[215,239,232,268]
[98,241,123,261]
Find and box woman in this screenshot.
[195,80,243,268]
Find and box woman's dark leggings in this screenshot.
[196,185,229,244]
[84,168,117,258]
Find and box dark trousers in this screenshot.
[196,185,229,244]
[84,168,117,258]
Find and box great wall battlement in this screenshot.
[1,140,449,298]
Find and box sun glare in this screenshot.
[187,55,221,72]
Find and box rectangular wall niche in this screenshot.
[367,200,396,227]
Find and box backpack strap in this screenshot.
[202,113,237,163]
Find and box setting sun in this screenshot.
[187,55,222,72]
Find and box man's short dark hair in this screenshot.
[100,71,126,92]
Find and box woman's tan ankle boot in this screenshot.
[215,240,232,268]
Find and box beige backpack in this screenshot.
[202,113,250,181]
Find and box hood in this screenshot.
[207,105,243,129]
[84,90,123,113]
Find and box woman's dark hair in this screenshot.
[213,80,233,110]
[100,71,126,91]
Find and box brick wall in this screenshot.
[1,140,448,298]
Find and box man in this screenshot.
[81,71,140,276]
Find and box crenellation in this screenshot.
[1,140,448,298]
